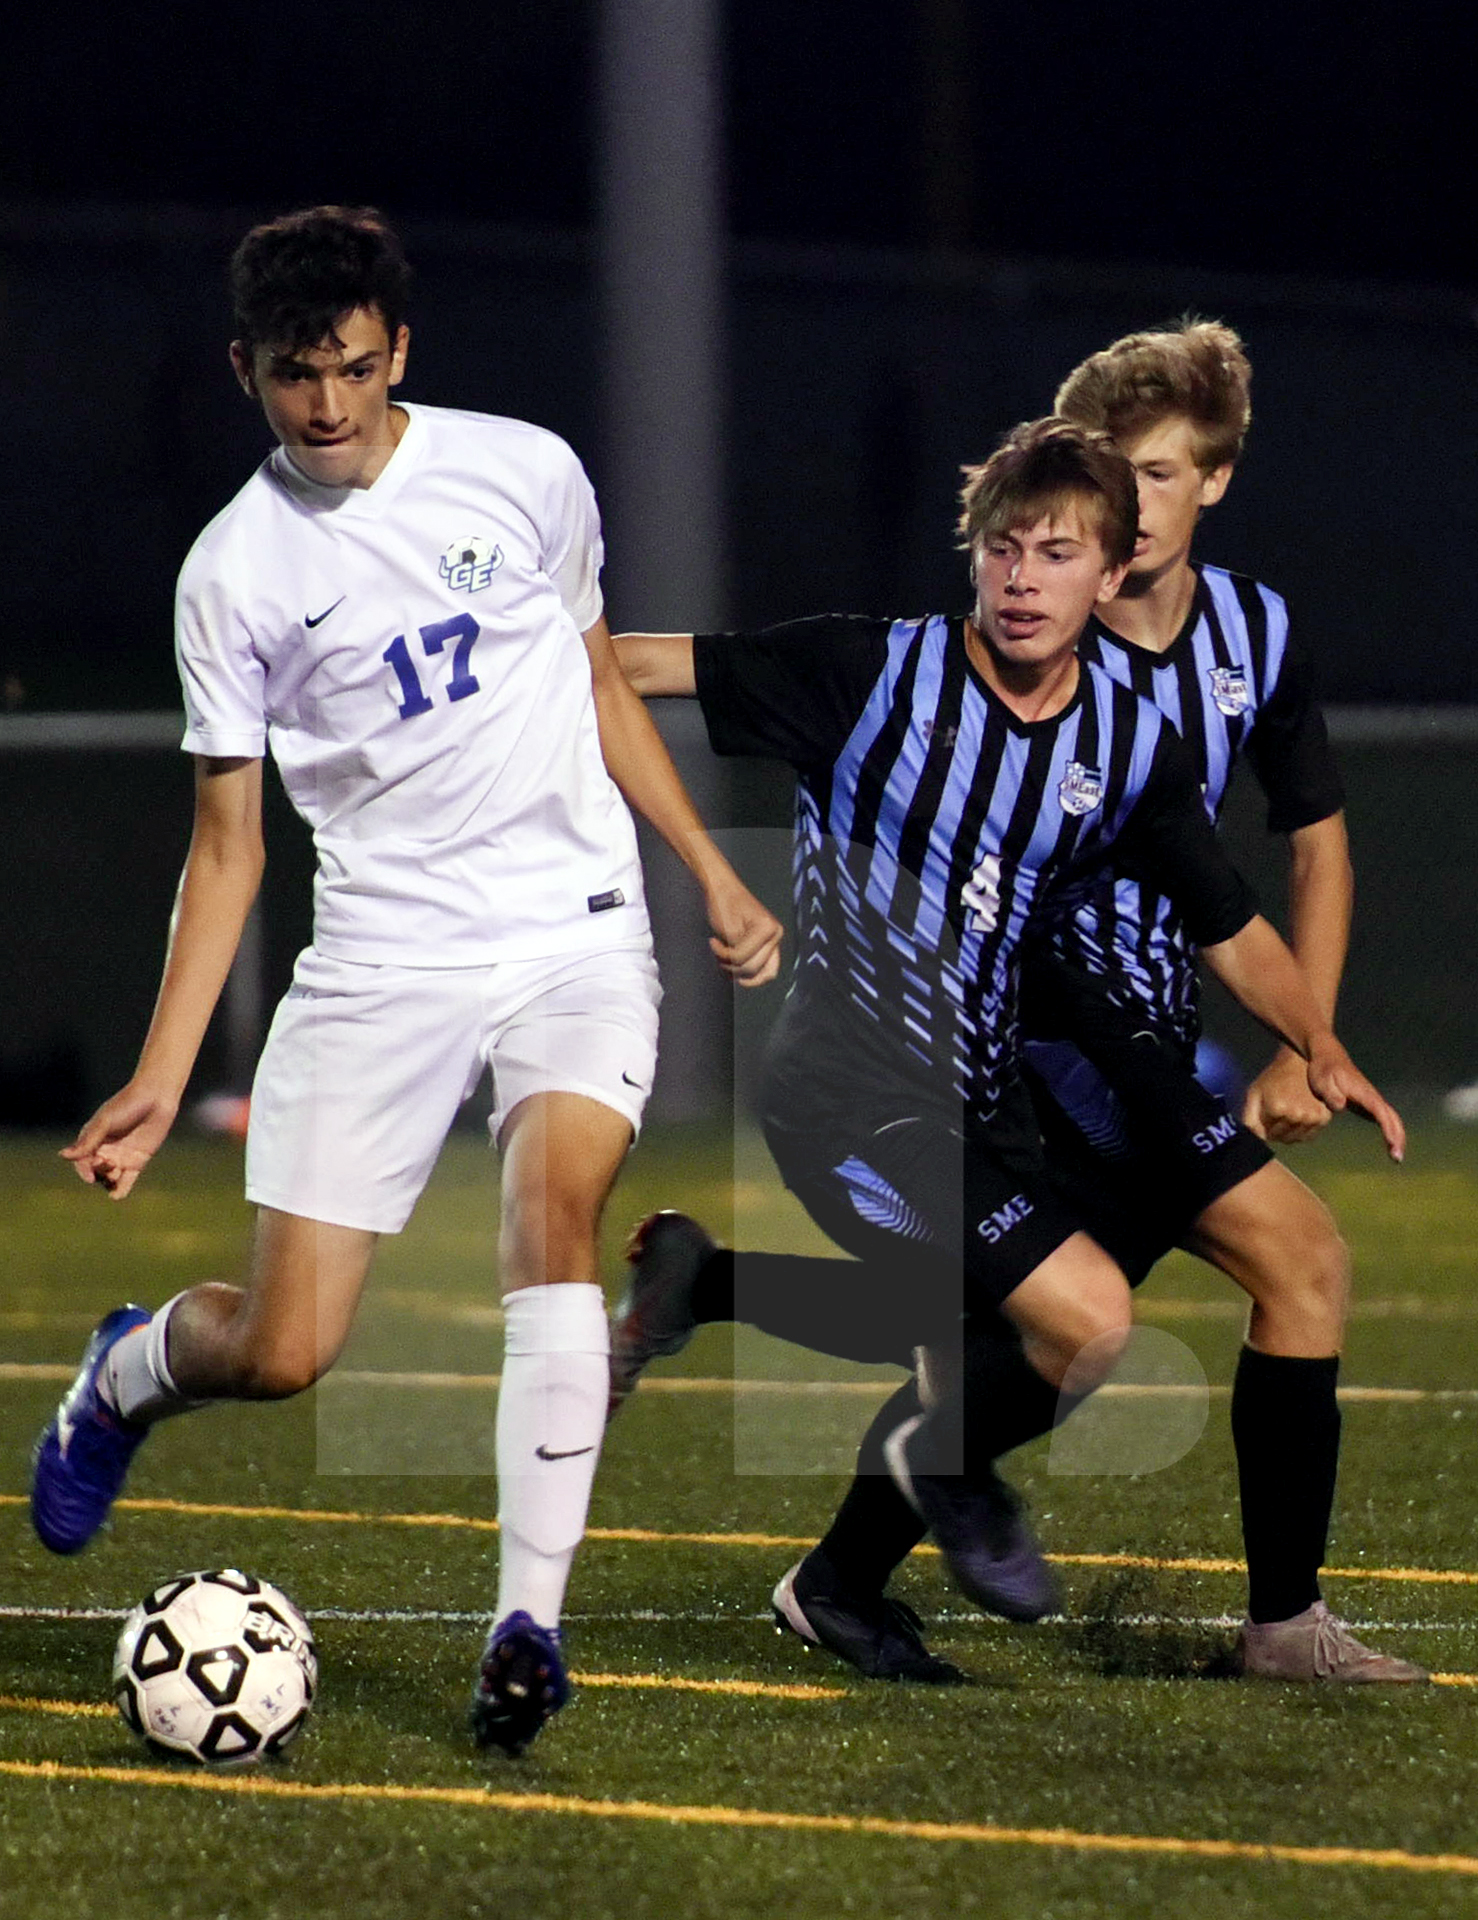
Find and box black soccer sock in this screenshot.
[910,1329,1077,1481]
[1231,1345,1340,1624]
[695,1250,928,1366]
[690,1248,736,1323]
[813,1380,929,1593]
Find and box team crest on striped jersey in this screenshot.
[1208,665,1250,716]
[1057,760,1104,817]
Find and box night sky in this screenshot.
[3,0,1472,287]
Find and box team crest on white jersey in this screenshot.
[1058,760,1103,817]
[1208,665,1250,717]
[439,536,504,592]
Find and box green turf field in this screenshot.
[1,1118,1474,1919]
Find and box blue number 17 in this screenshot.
[383,615,482,719]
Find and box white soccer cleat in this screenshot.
[1238,1601,1429,1682]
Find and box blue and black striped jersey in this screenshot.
[694,613,1255,1130]
[1041,566,1342,1043]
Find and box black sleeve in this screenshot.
[1114,727,1258,946]
[1244,632,1345,833]
[692,615,892,770]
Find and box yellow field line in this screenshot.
[0,1759,1474,1876]
[0,1695,113,1718]
[0,1667,845,1717]
[2,1492,1476,1588]
[4,1363,1477,1404]
[573,1671,844,1700]
[6,1667,1472,1723]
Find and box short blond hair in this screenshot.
[958,417,1138,570]
[1054,319,1252,471]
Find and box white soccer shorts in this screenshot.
[244,943,661,1233]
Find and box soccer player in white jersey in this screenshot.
[31,205,782,1756]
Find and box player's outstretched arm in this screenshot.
[1242,812,1354,1144]
[1200,913,1403,1162]
[610,632,697,698]
[583,619,781,986]
[62,756,266,1199]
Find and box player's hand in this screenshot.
[1242,1047,1335,1144]
[1305,1041,1405,1163]
[703,874,783,987]
[60,1080,181,1200]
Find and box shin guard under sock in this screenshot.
[495,1284,609,1631]
[1231,1345,1340,1624]
[814,1380,930,1593]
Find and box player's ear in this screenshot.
[1096,559,1130,604]
[388,325,410,388]
[229,341,257,399]
[1199,462,1234,509]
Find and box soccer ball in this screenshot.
[113,1569,317,1764]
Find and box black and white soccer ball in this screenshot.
[112,1569,317,1764]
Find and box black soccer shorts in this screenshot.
[1023,1029,1273,1286]
[761,1092,1086,1337]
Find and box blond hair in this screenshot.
[1054,319,1252,470]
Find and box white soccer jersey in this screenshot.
[175,403,650,966]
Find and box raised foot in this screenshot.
[608,1211,716,1419]
[31,1304,153,1556]
[883,1413,1060,1623]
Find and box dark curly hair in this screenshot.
[230,205,412,355]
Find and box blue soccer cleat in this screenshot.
[470,1610,570,1755]
[884,1413,1060,1623]
[31,1304,153,1555]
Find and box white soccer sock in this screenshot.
[494,1282,610,1633]
[99,1293,201,1425]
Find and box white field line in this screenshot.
[1,1361,1474,1403]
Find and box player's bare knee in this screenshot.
[1038,1264,1131,1389]
[1243,1209,1351,1334]
[1302,1219,1352,1324]
[235,1335,327,1400]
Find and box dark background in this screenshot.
[2,0,1474,710]
[4,1,1471,280]
[1,1,1474,1117]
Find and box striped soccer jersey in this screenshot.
[694,613,1254,1131]
[1042,566,1343,1043]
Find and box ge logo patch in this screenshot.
[439,536,504,593]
